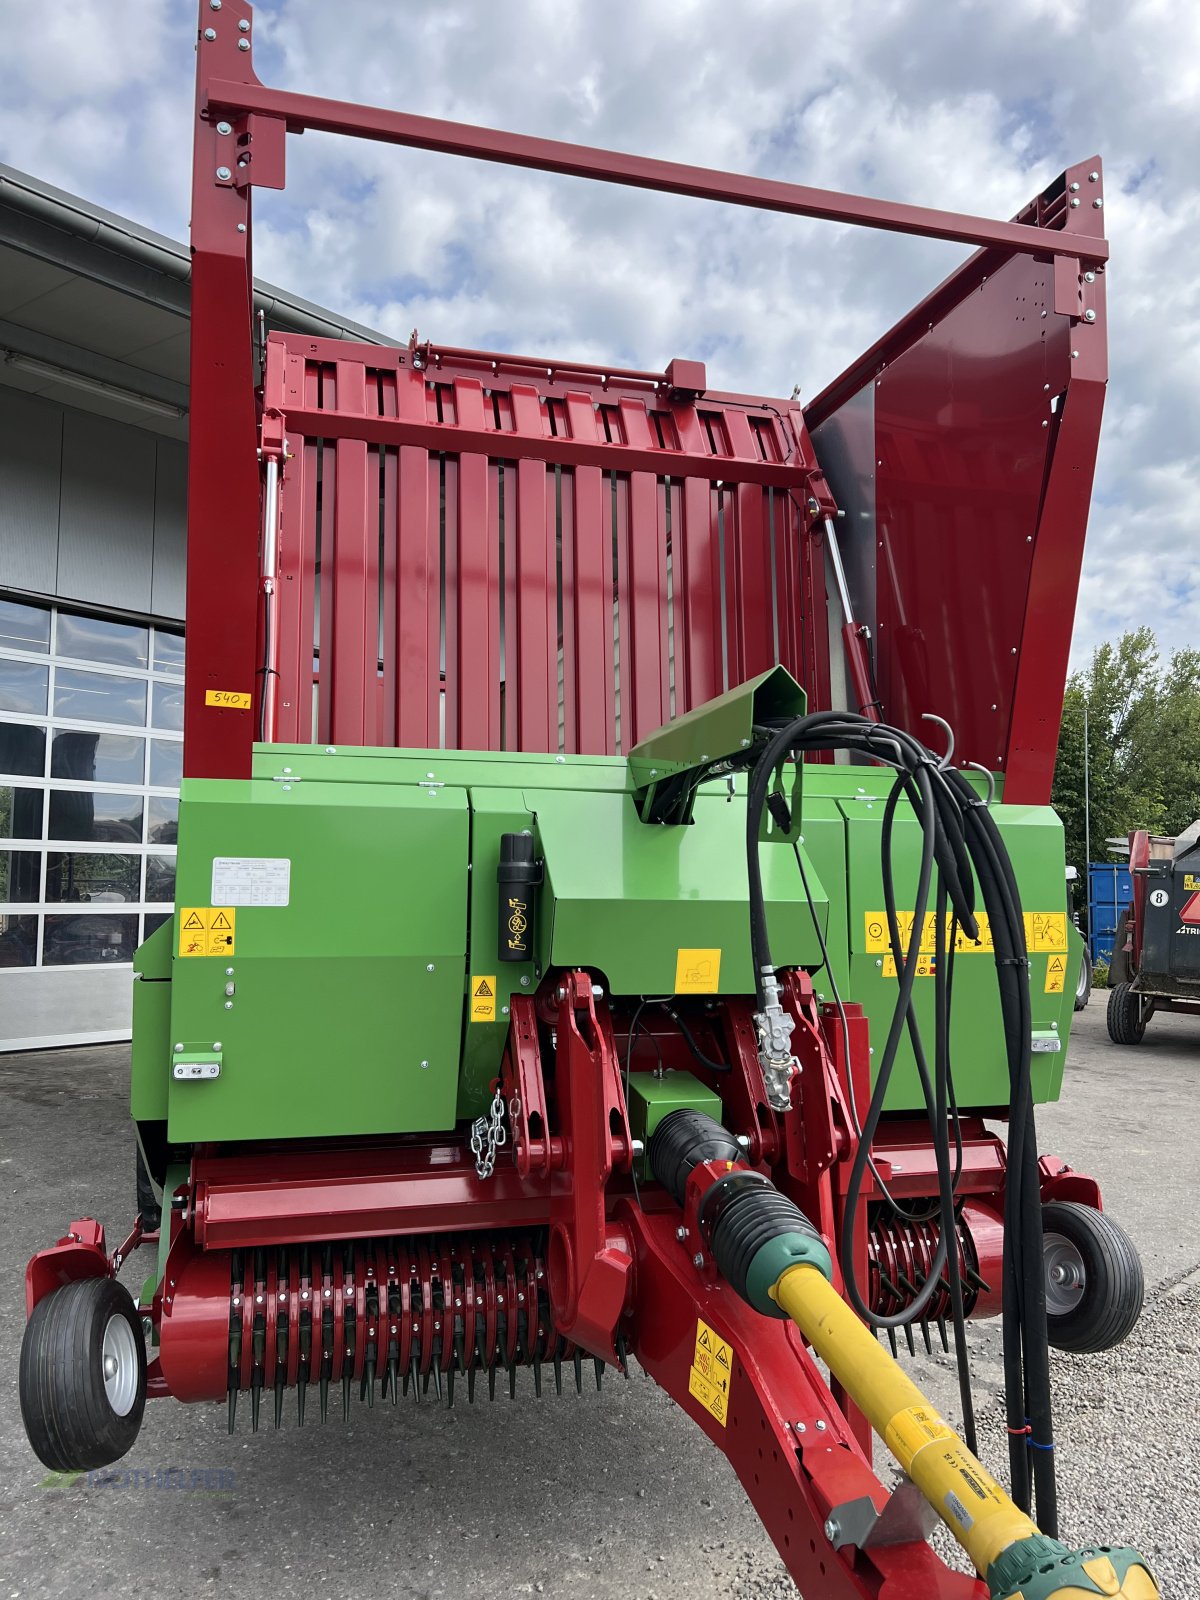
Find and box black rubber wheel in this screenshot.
[19,1277,146,1471]
[1106,981,1146,1045]
[1041,1201,1144,1354]
[1074,956,1092,1012]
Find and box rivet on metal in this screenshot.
[236,223,247,233]
[216,166,232,181]
[1092,198,1103,209]
[1084,270,1096,283]
[216,120,232,135]
[238,15,250,27]
[1083,309,1096,322]
[238,38,250,49]
[1088,170,1099,182]
[1069,197,1080,208]
[520,976,531,988]
[1068,181,1080,192]
[815,1419,827,1432]
[203,27,217,40]
[420,1059,430,1070]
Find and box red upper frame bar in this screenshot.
[185,0,1106,788]
[204,76,1107,263]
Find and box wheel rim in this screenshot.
[1076,962,1089,1001]
[101,1313,139,1417]
[1043,1232,1087,1316]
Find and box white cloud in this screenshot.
[0,0,1194,666]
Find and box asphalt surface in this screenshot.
[0,999,1196,1598]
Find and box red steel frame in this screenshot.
[185,0,1106,797]
[23,7,1107,1594]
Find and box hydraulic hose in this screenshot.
[741,713,1057,1530]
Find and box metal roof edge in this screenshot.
[0,162,396,348]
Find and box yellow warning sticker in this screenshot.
[204,689,252,710]
[884,1404,955,1465]
[1024,912,1068,953]
[1045,954,1067,993]
[688,1318,733,1426]
[865,911,995,955]
[865,910,1068,955]
[178,907,236,958]
[881,952,938,978]
[1185,874,1199,892]
[469,974,497,1024]
[675,948,721,994]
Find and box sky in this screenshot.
[1,0,1195,670]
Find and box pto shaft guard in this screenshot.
[646,1111,1159,1600]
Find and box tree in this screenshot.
[1051,628,1200,870]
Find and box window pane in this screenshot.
[49,790,143,844]
[0,722,47,778]
[0,598,50,654]
[51,730,144,785]
[44,912,138,965]
[0,658,49,715]
[0,912,38,967]
[0,786,44,840]
[56,612,149,668]
[54,668,146,727]
[143,910,171,940]
[46,851,139,904]
[0,849,41,902]
[149,738,182,789]
[145,854,176,903]
[147,795,178,844]
[152,629,185,675]
[152,680,184,732]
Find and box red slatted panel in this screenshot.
[771,490,801,682]
[442,457,460,748]
[621,400,667,747]
[678,473,723,713]
[454,378,501,749]
[564,394,614,754]
[511,384,556,752]
[732,482,774,680]
[328,361,377,744]
[263,336,829,759]
[558,467,577,754]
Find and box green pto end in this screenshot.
[987,1537,1160,1600]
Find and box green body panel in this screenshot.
[130,924,172,1122]
[165,775,468,1141]
[529,786,827,995]
[797,770,1075,1111]
[457,789,538,1118]
[134,741,1078,1142]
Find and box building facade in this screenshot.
[0,165,386,1049]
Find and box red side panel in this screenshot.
[260,336,828,755]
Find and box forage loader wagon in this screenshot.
[19,5,1158,1596]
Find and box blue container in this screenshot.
[1087,862,1133,966]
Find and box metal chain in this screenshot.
[470,1085,507,1180]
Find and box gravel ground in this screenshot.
[0,1000,1196,1598]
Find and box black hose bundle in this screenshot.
[742,711,1057,1534]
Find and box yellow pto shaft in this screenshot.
[771,1263,1159,1600]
